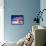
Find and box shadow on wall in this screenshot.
[4,0,40,42]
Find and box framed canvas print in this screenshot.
[11,15,24,25]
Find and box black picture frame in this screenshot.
[11,15,24,25]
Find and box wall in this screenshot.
[40,0,46,27]
[4,0,40,42]
[0,0,4,42]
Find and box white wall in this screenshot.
[40,0,46,27]
[0,0,4,42]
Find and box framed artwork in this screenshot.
[11,15,24,25]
